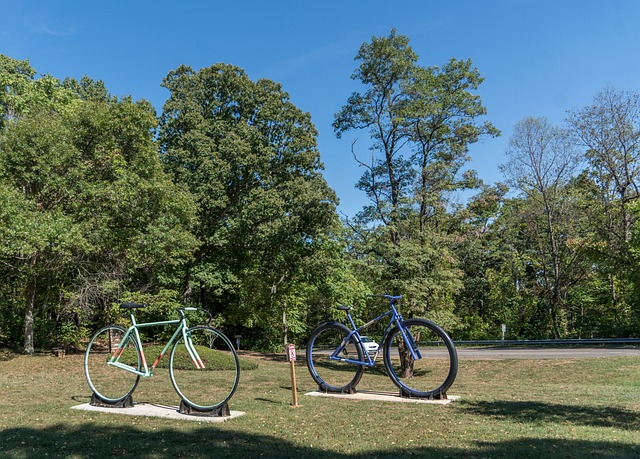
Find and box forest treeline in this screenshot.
[1,30,639,353]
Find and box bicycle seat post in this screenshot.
[337,305,358,331]
[126,309,136,327]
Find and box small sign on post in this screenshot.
[286,344,300,407]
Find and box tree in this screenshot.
[451,183,510,339]
[568,86,640,243]
[335,30,498,310]
[0,57,82,352]
[334,29,417,248]
[334,30,498,374]
[500,117,585,337]
[0,58,196,352]
[404,59,500,232]
[567,87,640,332]
[159,63,340,348]
[0,55,77,130]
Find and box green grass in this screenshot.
[0,349,639,458]
[144,344,259,371]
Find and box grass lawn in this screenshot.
[0,348,639,458]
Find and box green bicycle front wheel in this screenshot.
[84,325,141,403]
[169,326,240,411]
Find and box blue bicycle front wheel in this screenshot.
[306,322,365,393]
[383,318,458,399]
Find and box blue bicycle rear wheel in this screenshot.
[306,322,364,393]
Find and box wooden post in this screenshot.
[287,344,300,407]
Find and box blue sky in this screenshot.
[2,0,640,216]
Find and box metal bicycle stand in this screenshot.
[90,392,135,408]
[178,400,231,417]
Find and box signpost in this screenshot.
[286,344,300,407]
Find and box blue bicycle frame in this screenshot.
[329,295,422,366]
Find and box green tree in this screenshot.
[334,30,498,312]
[159,63,340,349]
[0,58,196,352]
[452,183,510,339]
[567,86,640,332]
[0,55,77,130]
[334,30,498,374]
[500,117,584,337]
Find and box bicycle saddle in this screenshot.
[120,302,146,309]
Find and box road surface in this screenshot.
[456,346,640,359]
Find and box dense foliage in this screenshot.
[157,63,350,347]
[1,31,639,353]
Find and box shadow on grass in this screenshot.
[0,424,637,459]
[463,400,640,431]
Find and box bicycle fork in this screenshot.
[396,323,422,360]
[181,328,205,370]
[385,300,423,361]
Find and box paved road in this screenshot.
[314,345,640,360]
[312,346,640,360]
[456,346,640,359]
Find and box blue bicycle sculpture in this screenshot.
[306,295,458,399]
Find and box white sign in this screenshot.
[287,343,296,362]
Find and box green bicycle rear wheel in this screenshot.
[84,325,141,403]
[169,326,240,411]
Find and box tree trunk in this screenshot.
[398,335,414,378]
[282,306,288,348]
[23,279,37,355]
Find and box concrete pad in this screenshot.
[71,402,245,423]
[305,390,459,405]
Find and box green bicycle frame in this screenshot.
[107,307,204,377]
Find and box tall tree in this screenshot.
[500,117,584,337]
[0,56,79,353]
[0,57,196,352]
[159,63,339,347]
[452,183,510,339]
[335,30,498,375]
[334,29,417,247]
[568,86,640,242]
[335,30,498,313]
[404,59,500,232]
[0,55,77,130]
[567,86,640,330]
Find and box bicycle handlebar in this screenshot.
[368,294,403,303]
